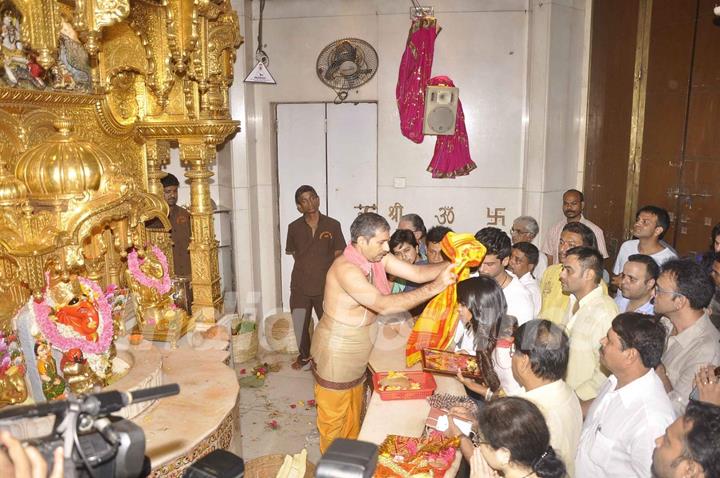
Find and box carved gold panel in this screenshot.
[0,0,242,323]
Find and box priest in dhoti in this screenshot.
[311,213,457,452]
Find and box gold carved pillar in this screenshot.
[145,140,171,198]
[106,221,129,287]
[137,120,237,319]
[144,139,174,276]
[179,139,222,320]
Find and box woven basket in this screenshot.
[262,312,298,353]
[232,322,258,364]
[243,454,315,478]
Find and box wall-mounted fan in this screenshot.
[316,38,378,103]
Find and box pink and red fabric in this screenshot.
[396,18,476,178]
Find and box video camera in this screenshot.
[0,383,180,478]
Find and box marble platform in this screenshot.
[143,347,239,477]
[0,340,239,478]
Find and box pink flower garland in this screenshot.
[127,246,171,295]
[33,276,113,355]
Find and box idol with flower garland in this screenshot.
[125,245,192,341]
[27,274,114,399]
[0,330,28,407]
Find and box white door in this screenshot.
[276,102,377,311]
[277,103,327,311]
[326,103,378,242]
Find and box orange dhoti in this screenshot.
[314,382,365,452]
[310,314,374,452]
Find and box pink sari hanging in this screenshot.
[426,76,476,178]
[396,16,438,144]
[396,18,476,178]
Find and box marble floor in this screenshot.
[236,352,322,468]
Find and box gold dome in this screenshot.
[14,118,107,203]
[0,160,27,207]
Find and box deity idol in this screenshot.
[50,280,100,342]
[60,348,96,395]
[0,11,45,88]
[125,246,188,340]
[0,330,28,407]
[31,275,114,390]
[34,341,66,400]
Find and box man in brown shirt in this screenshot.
[161,173,192,279]
[286,185,345,369]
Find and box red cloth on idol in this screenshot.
[426,76,476,178]
[397,17,438,144]
[342,244,391,295]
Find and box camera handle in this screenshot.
[53,398,119,478]
[54,400,85,478]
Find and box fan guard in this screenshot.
[316,38,378,102]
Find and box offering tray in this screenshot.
[371,371,436,401]
[421,348,482,379]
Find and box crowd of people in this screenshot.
[285,185,720,478]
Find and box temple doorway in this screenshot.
[275,102,378,311]
[584,0,720,262]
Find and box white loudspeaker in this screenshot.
[423,85,459,135]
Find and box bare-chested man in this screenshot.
[311,213,456,452]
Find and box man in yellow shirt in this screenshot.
[538,222,598,324]
[560,247,618,401]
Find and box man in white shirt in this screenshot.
[541,189,608,265]
[654,259,720,415]
[560,247,618,400]
[612,206,677,288]
[615,254,659,315]
[651,400,720,478]
[511,215,547,281]
[508,242,541,317]
[475,227,534,325]
[576,313,675,477]
[512,319,582,475]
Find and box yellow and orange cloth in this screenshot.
[405,232,486,366]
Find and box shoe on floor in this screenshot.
[291,356,310,370]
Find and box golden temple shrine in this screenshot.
[0,0,241,321]
[0,0,243,474]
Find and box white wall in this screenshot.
[224,0,590,319]
[523,0,590,228]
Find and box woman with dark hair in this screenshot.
[470,397,566,478]
[453,276,522,400]
[453,275,505,353]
